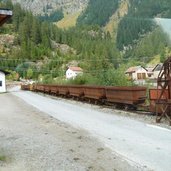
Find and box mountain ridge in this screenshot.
[11,0,88,15]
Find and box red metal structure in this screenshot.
[156,57,171,125]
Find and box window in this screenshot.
[137,73,141,80]
[142,73,146,79]
[0,81,2,87]
[137,73,146,80]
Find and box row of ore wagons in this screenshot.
[21,84,168,113]
[22,84,147,110]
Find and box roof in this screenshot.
[68,66,83,72]
[152,63,163,72]
[125,66,147,74]
[146,67,154,72]
[0,69,10,75]
[0,8,12,26]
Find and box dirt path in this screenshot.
[0,93,137,171]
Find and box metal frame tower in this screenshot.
[156,57,171,125]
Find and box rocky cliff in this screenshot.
[11,0,88,15]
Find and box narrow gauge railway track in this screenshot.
[49,94,151,117]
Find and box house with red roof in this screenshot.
[66,66,83,79]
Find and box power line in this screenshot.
[0,56,159,62]
[0,66,126,74]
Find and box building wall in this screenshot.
[66,69,82,79]
[66,69,76,79]
[0,71,6,93]
[153,71,160,79]
[132,68,148,80]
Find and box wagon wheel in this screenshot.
[116,104,124,110]
[130,105,137,111]
[101,99,105,105]
[156,117,161,123]
[94,100,98,105]
[124,105,129,111]
[111,104,116,109]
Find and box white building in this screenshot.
[125,66,148,81]
[0,70,9,93]
[66,66,83,79]
[146,67,154,79]
[125,66,149,85]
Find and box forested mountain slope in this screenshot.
[117,0,171,50]
[76,0,171,62]
[1,0,171,86]
[0,0,124,86]
[77,0,119,26]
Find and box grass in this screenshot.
[0,155,7,162]
[56,12,81,29]
[0,92,8,95]
[104,0,129,38]
[148,55,160,65]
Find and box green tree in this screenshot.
[26,68,33,79]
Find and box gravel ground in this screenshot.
[0,93,138,171]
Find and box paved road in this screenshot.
[13,89,171,171]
